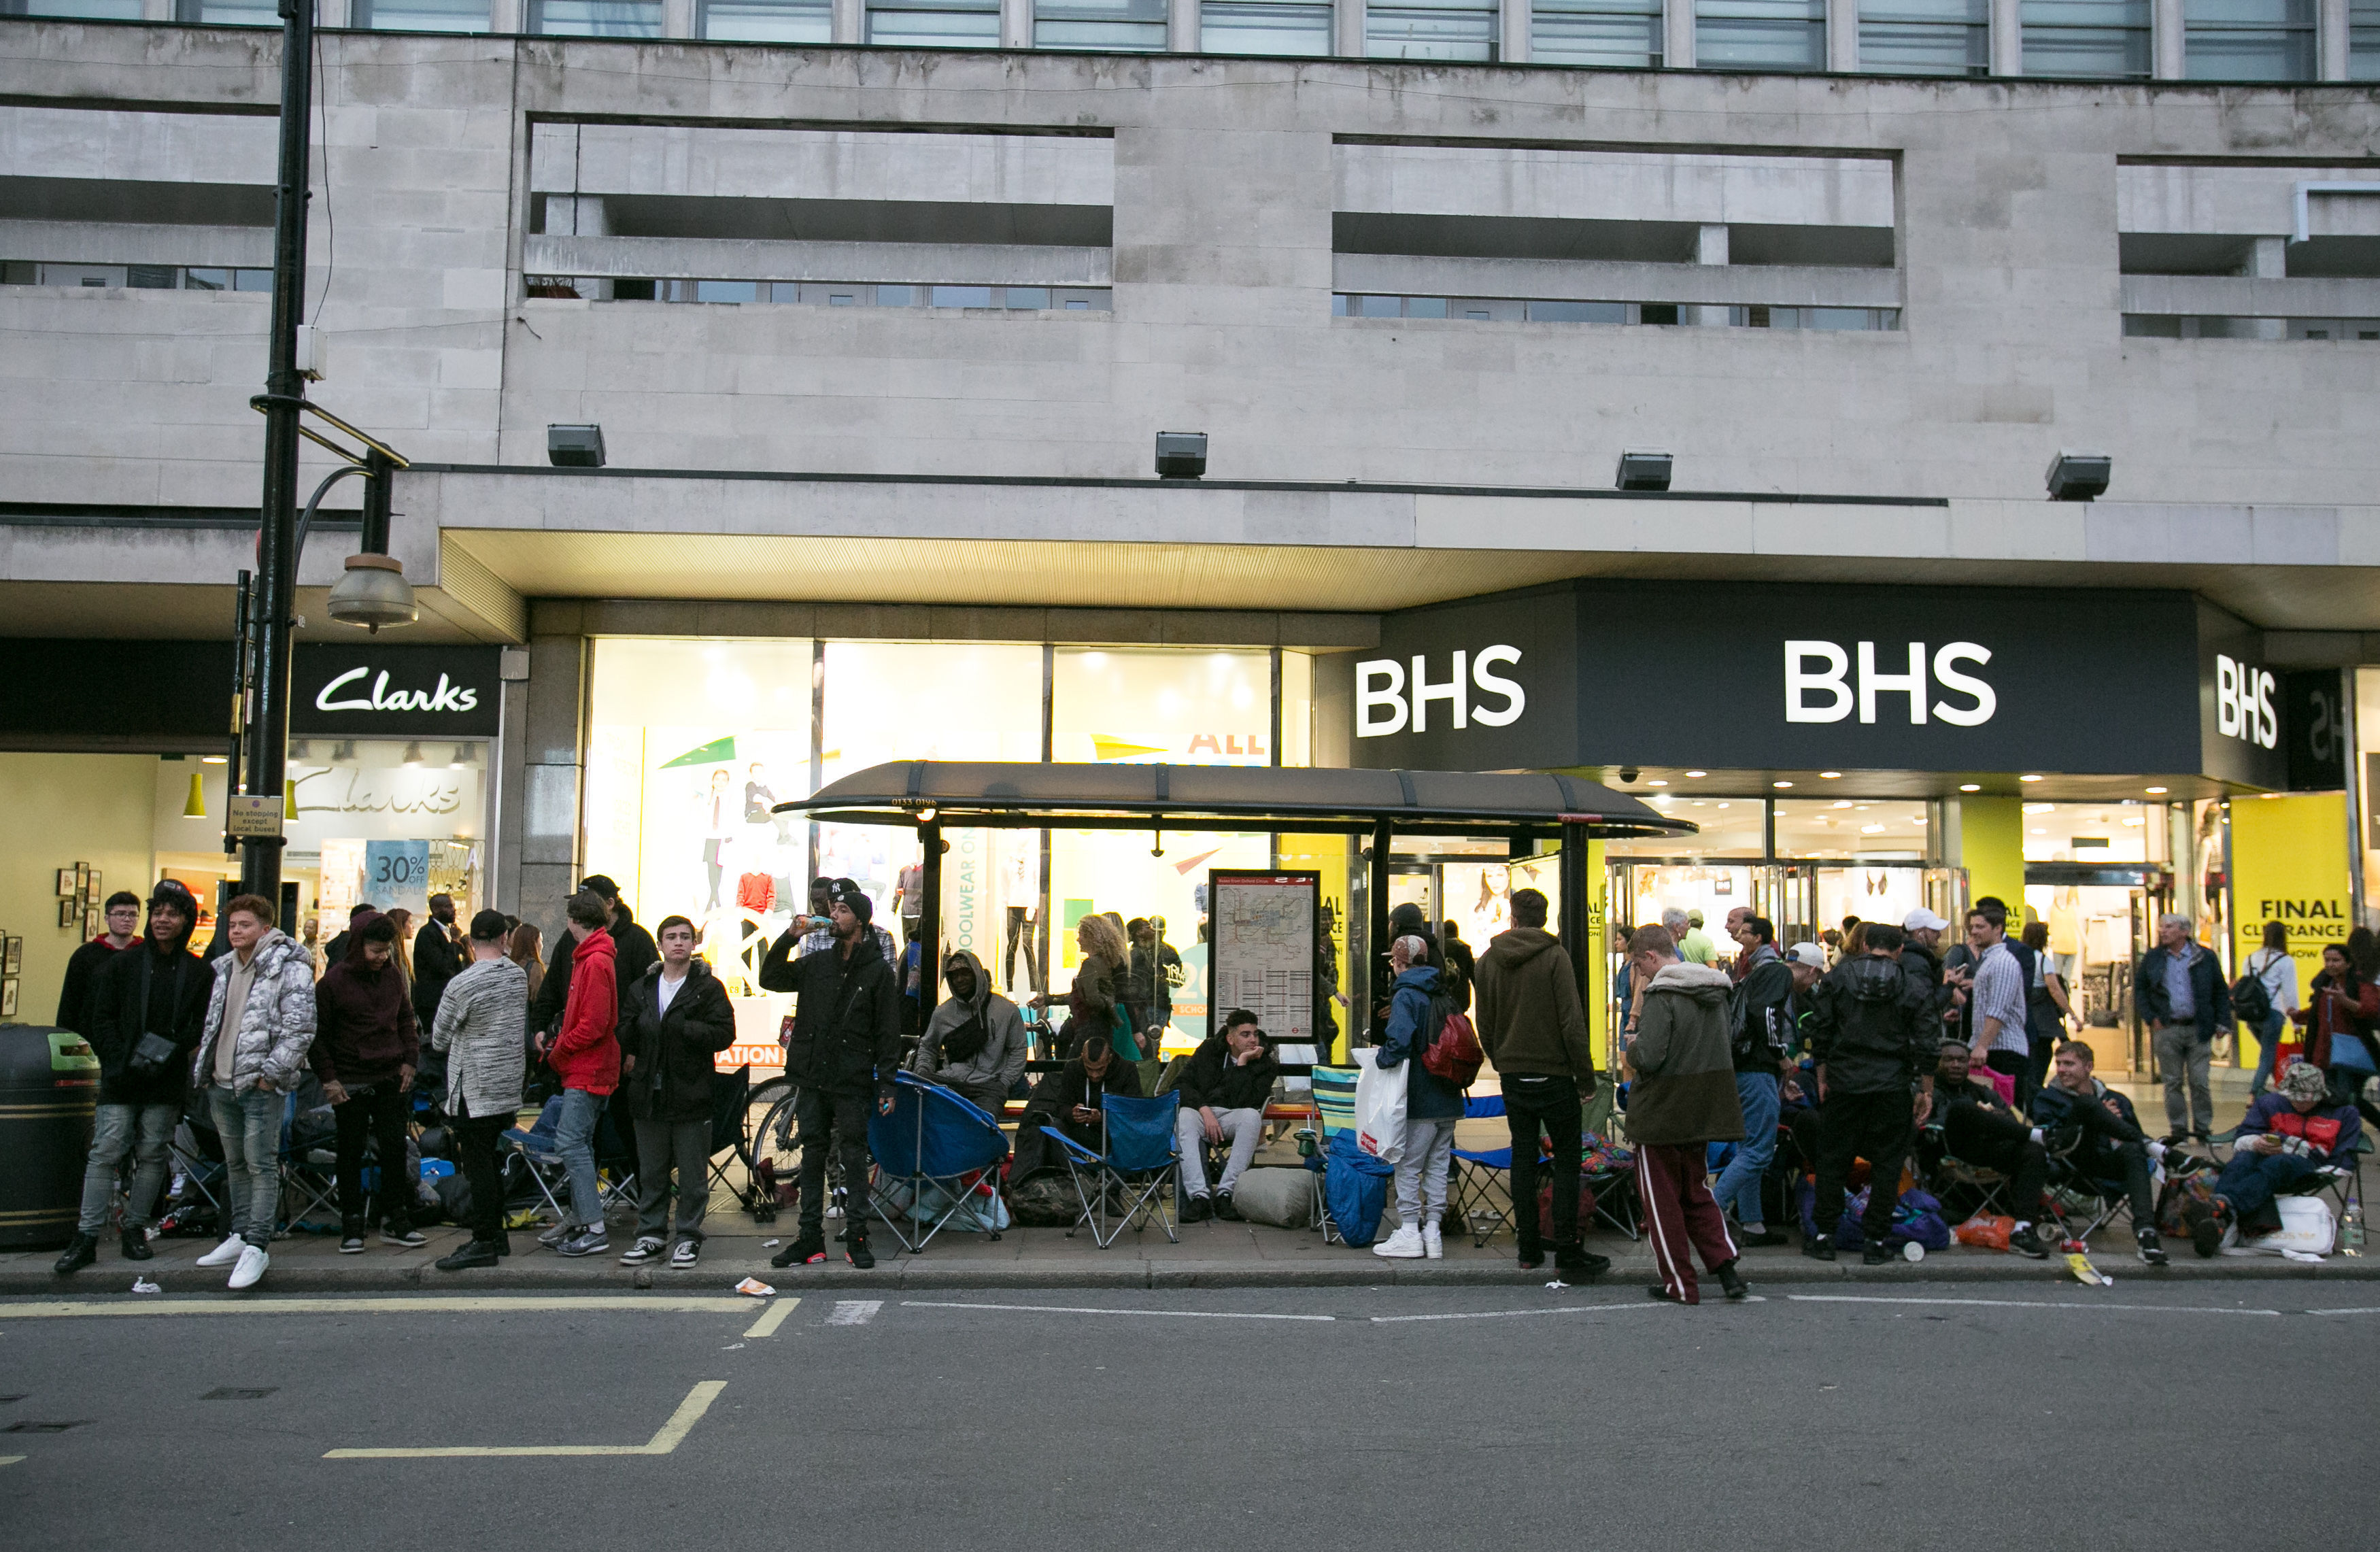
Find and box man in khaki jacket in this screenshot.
[1474,888,1604,1277]
[1624,923,1748,1305]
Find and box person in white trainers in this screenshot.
[617,915,734,1269]
[1372,934,1463,1262]
[190,891,318,1290]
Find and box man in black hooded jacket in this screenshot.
[56,881,209,1274]
[760,883,901,1270]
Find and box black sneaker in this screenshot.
[52,1232,97,1275]
[380,1224,428,1249]
[2045,1122,2084,1155]
[435,1239,501,1272]
[772,1233,828,1268]
[1554,1243,1611,1279]
[2190,1205,2224,1259]
[1179,1194,1212,1224]
[120,1226,154,1262]
[1516,1240,1545,1271]
[1735,1228,1790,1249]
[1861,1241,1893,1266]
[1716,1260,1750,1300]
[846,1235,875,1270]
[669,1239,700,1268]
[1803,1234,1837,1262]
[2137,1227,2170,1266]
[2009,1224,2050,1260]
[619,1237,664,1265]
[339,1233,367,1255]
[1213,1192,1243,1222]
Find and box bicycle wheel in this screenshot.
[742,1075,794,1168]
[752,1090,803,1213]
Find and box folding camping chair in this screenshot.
[1310,1064,1359,1241]
[1043,1091,1180,1247]
[1448,1094,1516,1247]
[502,1096,597,1230]
[1583,1130,1639,1241]
[277,1090,342,1231]
[2039,1138,2130,1244]
[1922,1122,2016,1222]
[870,1072,1013,1251]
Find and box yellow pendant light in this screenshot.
[184,771,207,818]
[285,783,301,822]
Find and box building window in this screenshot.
[530,0,664,31]
[1200,0,1334,52]
[867,0,1001,43]
[352,0,493,27]
[1859,0,1986,71]
[2184,0,2315,78]
[2021,0,2151,75]
[700,0,832,38]
[1695,0,1826,69]
[7,0,143,16]
[1531,0,1662,65]
[1366,0,1499,59]
[1036,0,1169,47]
[2355,0,2380,77]
[172,0,278,21]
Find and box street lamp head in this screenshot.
[326,552,417,633]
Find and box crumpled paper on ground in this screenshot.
[734,1277,775,1298]
[131,1278,161,1294]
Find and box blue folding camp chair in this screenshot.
[1310,1064,1359,1241]
[870,1071,1013,1252]
[1042,1091,1181,1247]
[1448,1094,1515,1247]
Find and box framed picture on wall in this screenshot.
[1,979,16,1018]
[56,868,75,896]
[74,863,90,895]
[3,936,19,975]
[84,909,101,939]
[85,869,102,907]
[58,898,80,929]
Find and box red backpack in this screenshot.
[1422,996,1483,1088]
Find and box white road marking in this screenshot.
[826,1300,883,1326]
[1372,1303,1670,1323]
[1788,1295,2281,1317]
[0,1297,754,1320]
[2305,1306,2380,1317]
[325,1381,726,1459]
[903,1301,1335,1322]
[0,1456,22,1469]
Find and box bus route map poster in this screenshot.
[1205,871,1318,1045]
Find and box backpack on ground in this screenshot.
[1008,1169,1083,1228]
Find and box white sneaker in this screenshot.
[195,1234,246,1268]
[1422,1221,1444,1260]
[228,1245,270,1290]
[1372,1224,1425,1259]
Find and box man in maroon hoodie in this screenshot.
[537,890,620,1257]
[311,911,424,1253]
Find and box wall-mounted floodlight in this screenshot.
[1155,431,1207,479]
[2046,450,2111,501]
[548,424,607,468]
[1615,450,1672,492]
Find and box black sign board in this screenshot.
[290,645,501,738]
[2281,669,2349,792]
[1349,580,2290,788]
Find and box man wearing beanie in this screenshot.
[759,881,902,1269]
[430,909,530,1271]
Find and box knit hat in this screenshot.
[148,879,200,919]
[830,879,874,925]
[2279,1060,2330,1103]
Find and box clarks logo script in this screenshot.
[314,667,480,715]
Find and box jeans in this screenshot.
[633,1116,713,1243]
[1175,1105,1263,1198]
[1812,1089,1914,1243]
[2153,1023,2214,1136]
[1712,1073,1780,1228]
[796,1087,874,1239]
[2213,1148,2323,1221]
[207,1084,283,1247]
[452,1109,509,1243]
[2249,1008,2286,1096]
[1504,1073,1584,1249]
[1393,1117,1457,1228]
[332,1081,413,1231]
[554,1087,608,1230]
[77,1101,178,1234]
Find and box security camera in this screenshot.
[1618,766,1641,784]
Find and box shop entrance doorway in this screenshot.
[2025,864,2172,1075]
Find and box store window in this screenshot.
[1859,0,1987,71]
[2021,0,2151,75]
[1696,0,1826,68]
[1036,0,1169,48]
[2183,0,2315,78]
[530,0,664,33]
[867,0,1001,44]
[1366,0,1499,59]
[701,0,832,35]
[1773,798,1930,861]
[352,0,494,29]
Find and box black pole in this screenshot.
[241,0,316,902]
[918,818,943,1029]
[224,571,252,858]
[360,448,393,553]
[1557,821,1591,1021]
[1367,817,1391,1046]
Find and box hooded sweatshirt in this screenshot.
[311,909,421,1089]
[551,926,622,1096]
[912,949,1030,1105]
[1625,960,1746,1146]
[84,904,209,1106]
[1474,926,1597,1085]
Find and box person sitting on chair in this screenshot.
[2201,1059,2363,1256]
[1042,1025,1143,1152]
[911,949,1030,1113]
[1930,1041,2052,1260]
[2028,1039,2170,1266]
[1174,1009,1279,1224]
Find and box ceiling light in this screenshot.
[1647,779,1668,787]
[1832,800,1853,809]
[1773,781,1793,789]
[2030,826,2047,834]
[1686,771,1706,779]
[1820,771,1841,779]
[202,754,227,764]
[402,741,424,766]
[2020,774,2043,783]
[2145,786,2168,795]
[2123,816,2145,827]
[1958,783,1980,792]
[1861,824,1885,834]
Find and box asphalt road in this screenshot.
[3,1279,2373,1551]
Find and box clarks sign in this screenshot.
[1344,581,2290,788]
[291,647,501,737]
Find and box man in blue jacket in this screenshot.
[2136,913,2232,1143]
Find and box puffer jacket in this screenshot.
[431,954,528,1121]
[1625,961,1746,1145]
[192,929,318,1096]
[911,949,1030,1102]
[1809,951,1937,1096]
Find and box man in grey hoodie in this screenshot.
[911,949,1030,1114]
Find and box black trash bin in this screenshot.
[0,1024,103,1249]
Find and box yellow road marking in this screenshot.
[0,1455,23,1468]
[0,1297,755,1320]
[324,1381,726,1459]
[743,1297,799,1338]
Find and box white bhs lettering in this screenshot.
[1355,645,1525,737]
[2215,654,2277,749]
[1783,641,1995,726]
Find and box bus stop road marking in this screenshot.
[324,1381,726,1459]
[1788,1295,2282,1316]
[743,1298,800,1338]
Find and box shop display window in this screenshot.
[1606,797,1764,857]
[1771,798,1929,860]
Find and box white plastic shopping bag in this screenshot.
[2224,1194,2335,1258]
[1353,1048,1407,1164]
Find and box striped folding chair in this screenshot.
[1310,1064,1359,1241]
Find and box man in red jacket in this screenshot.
[312,910,424,1253]
[539,890,621,1256]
